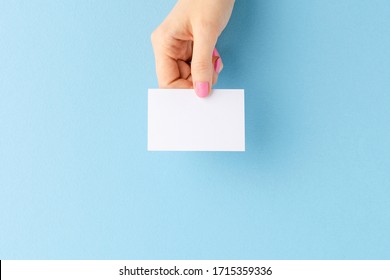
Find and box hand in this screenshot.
[151,0,235,97]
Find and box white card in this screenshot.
[148,89,245,151]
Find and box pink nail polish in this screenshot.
[213,48,220,57]
[195,82,209,98]
[214,58,223,74]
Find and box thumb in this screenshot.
[191,31,217,98]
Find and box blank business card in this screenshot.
[148,89,245,151]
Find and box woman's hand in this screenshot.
[151,0,235,97]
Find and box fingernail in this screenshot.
[214,57,223,74]
[195,82,209,98]
[213,48,220,58]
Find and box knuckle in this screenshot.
[150,29,159,44]
[150,27,165,45]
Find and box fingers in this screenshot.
[154,54,192,88]
[151,29,193,89]
[191,29,218,98]
[177,60,191,80]
[171,60,193,88]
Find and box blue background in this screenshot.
[1,0,389,259]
